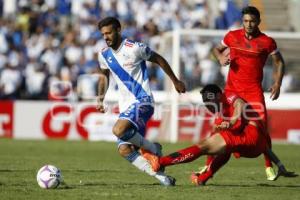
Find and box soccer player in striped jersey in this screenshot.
[96,17,186,186]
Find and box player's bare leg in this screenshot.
[197,132,214,174]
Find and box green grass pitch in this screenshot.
[0,139,299,200]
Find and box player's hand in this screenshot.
[215,121,231,131]
[173,80,186,94]
[96,100,106,113]
[269,83,281,100]
[218,54,230,66]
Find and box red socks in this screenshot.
[209,153,231,174]
[264,134,273,168]
[205,155,214,166]
[264,153,273,168]
[159,145,202,167]
[198,153,231,183]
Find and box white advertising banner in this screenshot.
[14,101,118,141]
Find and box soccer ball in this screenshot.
[36,165,62,189]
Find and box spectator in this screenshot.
[0,0,296,101]
[0,63,22,99]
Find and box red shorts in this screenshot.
[220,124,268,158]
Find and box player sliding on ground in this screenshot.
[143,84,297,185]
[96,17,186,186]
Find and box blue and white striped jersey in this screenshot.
[98,38,154,112]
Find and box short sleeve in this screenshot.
[268,38,278,55]
[98,51,109,69]
[226,93,239,105]
[136,42,153,60]
[222,31,232,47]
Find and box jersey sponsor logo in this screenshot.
[123,62,134,68]
[125,41,134,47]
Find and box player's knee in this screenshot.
[198,140,210,153]
[206,141,226,155]
[118,144,134,157]
[112,124,124,137]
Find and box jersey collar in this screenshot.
[111,37,126,53]
[241,28,262,40]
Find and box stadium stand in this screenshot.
[0,0,299,101]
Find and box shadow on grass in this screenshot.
[0,169,121,173]
[256,183,300,188]
[56,181,163,190]
[206,183,300,188]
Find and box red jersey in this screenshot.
[215,93,269,157]
[222,29,278,92]
[214,92,264,133]
[214,93,245,133]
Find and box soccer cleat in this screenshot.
[140,148,161,172]
[159,175,176,186]
[190,172,200,185]
[274,166,298,180]
[190,172,206,186]
[266,167,277,181]
[198,165,209,174]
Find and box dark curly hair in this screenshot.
[242,6,260,19]
[98,17,121,30]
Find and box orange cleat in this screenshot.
[140,148,161,172]
[190,172,209,186]
[190,172,201,186]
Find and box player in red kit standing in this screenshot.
[199,6,285,180]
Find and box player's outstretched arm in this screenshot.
[215,98,245,131]
[97,69,110,113]
[148,51,186,93]
[213,43,230,66]
[269,52,285,100]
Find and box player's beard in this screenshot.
[105,38,115,47]
[245,26,259,36]
[106,33,121,49]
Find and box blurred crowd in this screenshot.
[1,0,275,101]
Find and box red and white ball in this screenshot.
[36,165,62,189]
